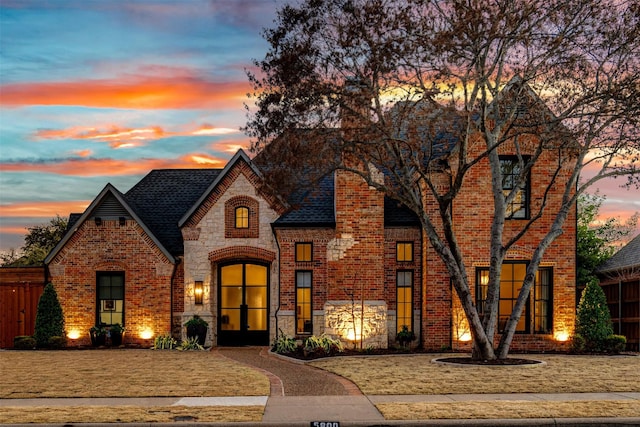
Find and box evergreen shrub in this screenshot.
[13,335,36,349]
[33,283,65,348]
[575,279,614,352]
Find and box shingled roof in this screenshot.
[125,169,222,255]
[597,234,640,274]
[274,173,420,227]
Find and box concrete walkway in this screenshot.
[2,347,640,426]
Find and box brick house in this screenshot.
[45,89,576,351]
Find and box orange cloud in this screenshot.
[1,76,249,109]
[0,154,229,177]
[33,123,241,148]
[0,200,91,218]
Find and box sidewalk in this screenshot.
[2,392,640,426]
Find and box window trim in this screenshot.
[295,270,313,335]
[235,206,249,229]
[476,263,531,334]
[396,242,414,262]
[96,271,124,327]
[295,242,313,262]
[396,269,414,333]
[500,155,530,220]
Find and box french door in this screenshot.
[218,263,269,346]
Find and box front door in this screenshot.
[218,263,269,346]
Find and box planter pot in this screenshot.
[187,324,207,346]
[110,331,124,347]
[91,332,106,347]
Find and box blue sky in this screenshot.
[0,0,283,252]
[0,0,638,254]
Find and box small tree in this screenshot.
[575,279,613,352]
[33,283,65,348]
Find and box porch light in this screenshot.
[194,281,203,305]
[94,217,102,226]
[480,270,489,286]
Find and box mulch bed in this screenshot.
[278,346,544,365]
[435,357,542,365]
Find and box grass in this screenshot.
[0,349,270,398]
[0,349,639,423]
[309,353,640,395]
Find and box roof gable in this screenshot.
[45,183,175,264]
[178,149,282,228]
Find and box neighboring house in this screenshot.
[597,235,640,351]
[45,86,576,351]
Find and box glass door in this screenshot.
[218,263,268,345]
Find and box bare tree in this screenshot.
[245,0,640,359]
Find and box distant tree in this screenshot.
[33,283,65,348]
[1,215,68,267]
[577,193,638,287]
[246,0,640,360]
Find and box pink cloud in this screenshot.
[0,154,229,177]
[0,76,250,109]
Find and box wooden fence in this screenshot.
[0,267,46,348]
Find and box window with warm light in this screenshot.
[476,264,552,334]
[295,242,312,262]
[296,271,312,334]
[235,207,249,228]
[97,272,124,326]
[396,242,413,262]
[396,270,413,332]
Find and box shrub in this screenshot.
[178,336,204,351]
[575,278,613,352]
[571,333,586,352]
[303,334,344,356]
[153,335,177,350]
[272,330,297,354]
[33,283,65,348]
[604,334,626,353]
[13,335,36,350]
[48,336,67,349]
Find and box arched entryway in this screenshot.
[218,262,269,346]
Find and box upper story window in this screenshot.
[235,207,249,229]
[225,196,258,238]
[500,156,529,219]
[295,243,312,262]
[396,242,413,262]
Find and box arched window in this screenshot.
[235,206,249,229]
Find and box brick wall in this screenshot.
[48,218,175,347]
[421,133,576,352]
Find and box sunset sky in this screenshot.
[0,0,638,254]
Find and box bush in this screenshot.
[33,283,65,348]
[48,336,66,349]
[272,330,297,354]
[153,335,177,350]
[13,335,36,350]
[178,336,204,351]
[571,334,586,352]
[604,334,626,353]
[303,334,344,357]
[575,278,613,352]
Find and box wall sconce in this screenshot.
[480,270,489,286]
[194,281,203,305]
[119,216,126,226]
[94,217,102,226]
